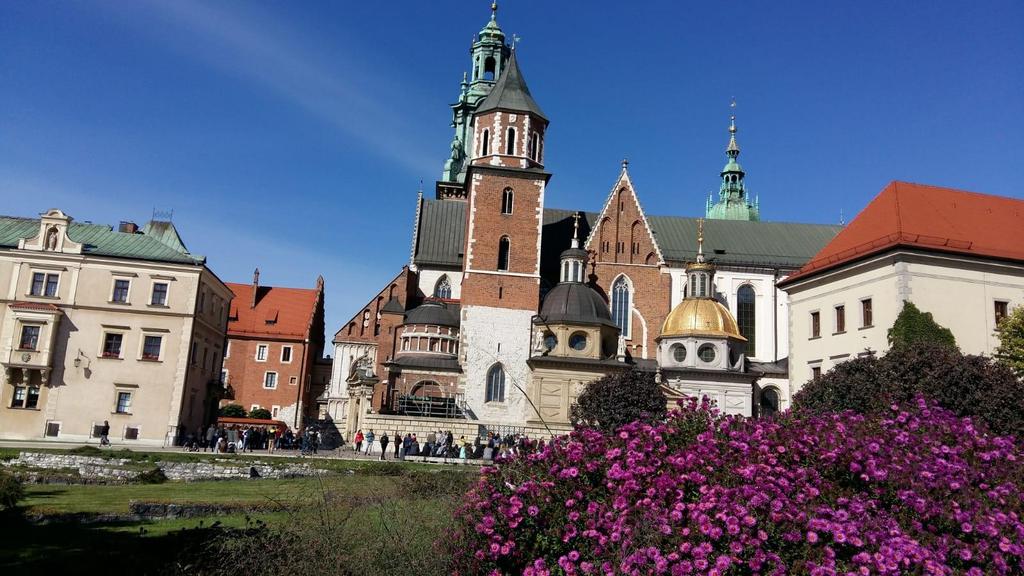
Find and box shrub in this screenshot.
[249,408,272,420]
[888,300,956,349]
[794,343,1024,436]
[219,404,247,418]
[0,470,25,510]
[68,445,105,457]
[135,467,168,484]
[570,368,666,432]
[995,304,1024,379]
[452,397,1024,575]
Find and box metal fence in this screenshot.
[395,395,465,419]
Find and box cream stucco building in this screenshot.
[781,182,1024,393]
[0,209,231,446]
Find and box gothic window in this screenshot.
[760,387,780,418]
[434,275,452,299]
[530,132,539,161]
[481,129,490,156]
[506,127,516,155]
[484,56,496,81]
[501,188,514,214]
[737,285,756,357]
[497,236,510,271]
[611,276,631,338]
[486,363,506,402]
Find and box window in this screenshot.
[485,364,505,403]
[835,305,846,333]
[861,299,873,328]
[543,332,557,352]
[30,272,59,297]
[497,236,510,271]
[111,279,130,303]
[569,332,587,351]
[530,132,540,161]
[289,376,298,385]
[256,344,268,362]
[811,366,822,380]
[115,391,133,414]
[481,129,490,156]
[11,386,40,409]
[220,369,228,384]
[434,275,452,299]
[995,301,1009,325]
[251,404,260,412]
[611,276,632,338]
[151,282,169,306]
[198,290,205,313]
[505,127,516,155]
[124,426,140,440]
[45,422,60,437]
[737,285,756,356]
[142,335,162,360]
[103,333,123,358]
[760,388,780,418]
[501,188,514,214]
[19,325,40,350]
[281,346,293,363]
[810,311,821,338]
[698,343,717,363]
[271,406,280,418]
[672,344,687,363]
[263,372,278,389]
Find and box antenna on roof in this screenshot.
[152,208,174,222]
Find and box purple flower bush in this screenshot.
[452,397,1024,575]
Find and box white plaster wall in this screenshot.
[459,305,534,425]
[416,268,462,300]
[662,374,752,416]
[327,342,376,402]
[668,267,790,362]
[785,251,1024,395]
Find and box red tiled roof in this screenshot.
[781,181,1024,286]
[226,282,321,340]
[10,301,60,312]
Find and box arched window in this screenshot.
[506,127,516,155]
[501,188,514,214]
[737,285,756,357]
[434,275,452,299]
[497,236,510,271]
[481,129,490,156]
[484,56,496,81]
[530,132,539,161]
[760,387,780,417]
[486,364,506,402]
[611,276,631,338]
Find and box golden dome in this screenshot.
[660,298,746,340]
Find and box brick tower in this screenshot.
[459,49,550,425]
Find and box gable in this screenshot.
[583,168,665,266]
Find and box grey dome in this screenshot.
[404,301,458,328]
[538,283,616,328]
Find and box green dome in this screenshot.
[721,160,744,174]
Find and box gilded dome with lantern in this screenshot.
[661,298,745,340]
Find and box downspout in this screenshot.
[773,270,779,363]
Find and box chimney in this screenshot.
[118,221,139,234]
[251,268,260,309]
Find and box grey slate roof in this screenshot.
[537,282,616,328]
[413,202,840,273]
[475,53,548,121]
[404,301,459,327]
[413,200,465,267]
[0,216,206,265]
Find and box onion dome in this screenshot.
[403,300,458,327]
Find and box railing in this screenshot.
[395,395,465,419]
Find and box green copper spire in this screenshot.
[441,2,512,184]
[706,102,759,221]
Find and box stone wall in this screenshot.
[3,452,322,482]
[353,413,570,452]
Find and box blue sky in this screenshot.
[2,1,1022,349]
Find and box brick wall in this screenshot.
[222,338,307,422]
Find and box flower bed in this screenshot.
[452,397,1023,575]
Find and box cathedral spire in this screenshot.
[705,100,759,221]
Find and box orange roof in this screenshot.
[226,282,321,340]
[782,181,1024,285]
[10,301,60,312]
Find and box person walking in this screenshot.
[365,429,376,457]
[379,433,390,461]
[393,430,401,459]
[99,420,111,447]
[354,429,364,453]
[204,424,215,452]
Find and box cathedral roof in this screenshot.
[780,181,1024,286]
[475,52,547,121]
[537,282,616,328]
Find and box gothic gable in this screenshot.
[583,166,664,266]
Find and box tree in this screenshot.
[570,368,666,433]
[794,342,1024,437]
[219,403,247,418]
[887,301,956,349]
[249,408,272,420]
[995,304,1024,380]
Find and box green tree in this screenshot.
[995,305,1024,380]
[249,408,272,420]
[0,470,25,510]
[219,403,247,418]
[570,368,666,433]
[887,301,956,349]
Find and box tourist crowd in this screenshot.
[351,428,539,461]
